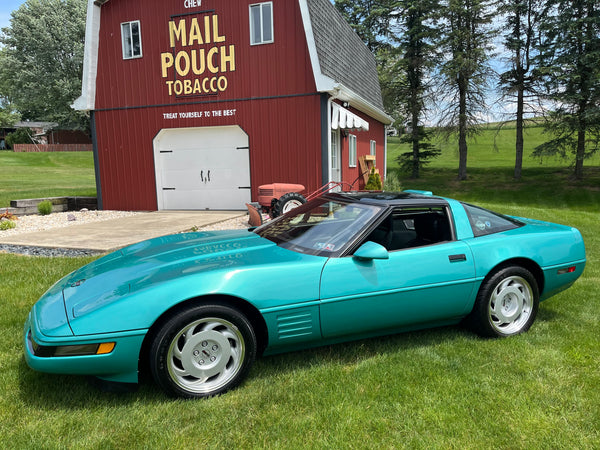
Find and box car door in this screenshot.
[319,209,477,339]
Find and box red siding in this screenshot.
[340,108,386,189]
[92,0,387,210]
[94,94,323,210]
[95,0,315,109]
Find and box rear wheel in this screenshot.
[150,304,256,398]
[272,192,306,217]
[468,266,539,337]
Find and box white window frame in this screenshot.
[349,134,357,168]
[121,20,142,60]
[331,129,340,171]
[249,2,274,45]
[370,140,377,157]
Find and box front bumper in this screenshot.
[24,311,147,384]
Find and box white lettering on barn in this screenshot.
[162,109,237,120]
[184,0,201,9]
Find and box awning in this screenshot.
[331,103,369,131]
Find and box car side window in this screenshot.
[362,207,453,252]
[462,203,523,237]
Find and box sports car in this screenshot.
[24,191,586,398]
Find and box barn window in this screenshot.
[349,134,357,168]
[250,2,274,45]
[121,21,142,60]
[370,140,376,156]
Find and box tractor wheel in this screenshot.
[272,192,306,218]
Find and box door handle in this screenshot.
[448,254,467,262]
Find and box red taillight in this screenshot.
[557,266,576,275]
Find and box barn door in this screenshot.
[153,126,250,210]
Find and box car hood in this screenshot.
[61,230,288,321]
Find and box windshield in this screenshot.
[255,198,383,256]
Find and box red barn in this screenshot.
[74,0,392,210]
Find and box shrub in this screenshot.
[0,220,16,230]
[37,200,53,215]
[5,127,34,148]
[383,170,403,192]
[0,211,18,221]
[365,168,383,191]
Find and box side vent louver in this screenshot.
[277,312,315,340]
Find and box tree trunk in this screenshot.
[514,86,524,180]
[457,73,468,180]
[575,126,585,180]
[411,103,420,179]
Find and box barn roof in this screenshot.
[301,0,385,115]
[74,0,391,124]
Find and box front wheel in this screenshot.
[468,266,539,337]
[150,304,257,398]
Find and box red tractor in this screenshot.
[257,183,307,218]
[247,181,359,227]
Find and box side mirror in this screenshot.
[353,241,389,261]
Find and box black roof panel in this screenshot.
[325,191,449,207]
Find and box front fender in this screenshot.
[68,251,326,336]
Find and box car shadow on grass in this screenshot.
[17,315,558,407]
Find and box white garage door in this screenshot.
[153,126,251,210]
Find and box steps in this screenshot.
[3,197,98,216]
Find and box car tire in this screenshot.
[150,304,257,398]
[468,266,539,338]
[272,192,306,218]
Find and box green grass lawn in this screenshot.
[0,139,599,447]
[387,123,600,172]
[0,151,96,207]
[387,124,600,212]
[1,206,598,448]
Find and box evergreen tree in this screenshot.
[334,0,440,170]
[397,126,440,176]
[395,0,441,178]
[437,0,496,180]
[533,0,600,179]
[334,0,395,53]
[377,45,406,132]
[334,0,407,134]
[498,0,544,180]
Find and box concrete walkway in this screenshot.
[0,211,244,253]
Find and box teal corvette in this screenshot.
[24,191,586,398]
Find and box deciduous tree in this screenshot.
[0,0,87,130]
[0,48,20,128]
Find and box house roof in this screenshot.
[73,0,391,124]
[14,121,58,132]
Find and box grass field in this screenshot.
[0,136,599,448]
[0,151,96,207]
[387,124,600,212]
[387,122,600,172]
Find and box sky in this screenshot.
[0,0,510,122]
[1,0,26,31]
